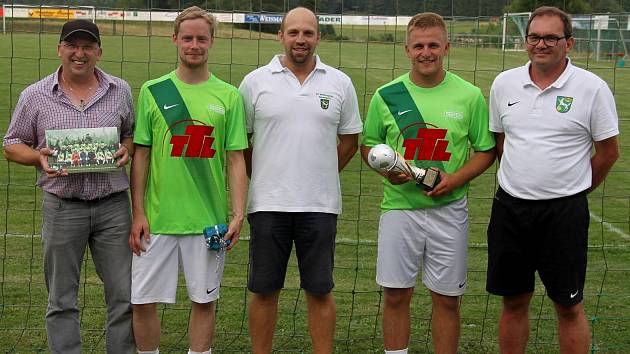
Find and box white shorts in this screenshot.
[376,198,468,296]
[131,234,225,304]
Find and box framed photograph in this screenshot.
[45,127,121,173]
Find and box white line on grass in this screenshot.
[337,237,377,245]
[4,222,629,245]
[590,211,630,241]
[2,233,42,238]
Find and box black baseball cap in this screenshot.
[59,19,100,45]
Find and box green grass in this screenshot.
[1,20,629,353]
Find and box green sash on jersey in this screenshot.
[148,79,216,208]
[149,78,190,135]
[378,82,444,170]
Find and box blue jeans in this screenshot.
[41,191,134,354]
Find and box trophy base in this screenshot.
[416,167,441,191]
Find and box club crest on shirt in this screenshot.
[317,93,333,110]
[556,96,573,113]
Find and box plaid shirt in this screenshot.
[3,67,134,200]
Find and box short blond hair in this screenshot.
[406,12,447,41]
[174,6,216,36]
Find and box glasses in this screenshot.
[62,42,99,53]
[525,35,568,47]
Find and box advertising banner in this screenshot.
[28,8,75,19]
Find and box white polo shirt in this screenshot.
[490,59,619,200]
[239,55,363,214]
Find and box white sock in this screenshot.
[188,349,211,354]
[384,349,408,354]
[137,350,159,354]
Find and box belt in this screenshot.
[54,191,125,203]
[496,187,586,203]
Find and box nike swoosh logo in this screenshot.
[458,282,466,289]
[507,101,520,107]
[570,290,579,299]
[207,287,218,295]
[163,104,179,110]
[397,109,412,116]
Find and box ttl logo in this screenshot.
[403,128,451,161]
[170,124,216,158]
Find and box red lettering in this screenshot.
[402,128,451,162]
[184,125,214,157]
[200,136,216,158]
[169,124,216,158]
[431,139,451,161]
[170,135,189,157]
[402,139,422,160]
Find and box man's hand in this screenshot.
[39,147,68,177]
[114,144,130,167]
[384,170,412,185]
[129,213,150,256]
[361,145,411,185]
[424,149,496,198]
[223,217,243,251]
[425,170,456,197]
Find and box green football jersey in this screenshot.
[362,72,495,211]
[134,71,248,234]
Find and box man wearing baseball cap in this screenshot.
[3,19,135,353]
[60,18,101,44]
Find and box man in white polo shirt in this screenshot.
[487,6,619,353]
[239,6,362,353]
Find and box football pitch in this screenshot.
[0,24,629,352]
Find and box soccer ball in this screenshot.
[367,144,397,172]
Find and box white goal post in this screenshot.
[501,12,531,52]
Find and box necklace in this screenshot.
[61,72,97,111]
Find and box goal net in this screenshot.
[1,5,629,353]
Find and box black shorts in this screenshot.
[247,212,337,294]
[486,187,589,307]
